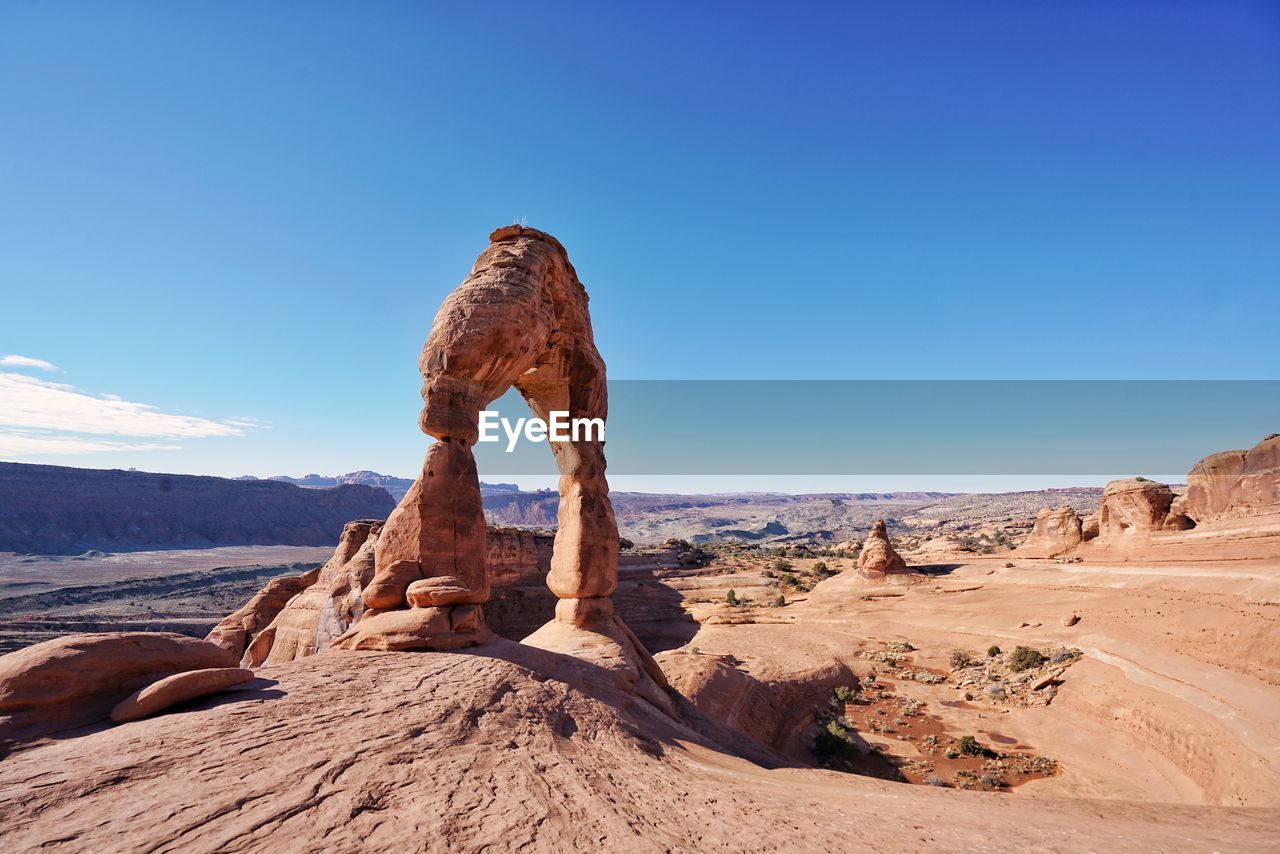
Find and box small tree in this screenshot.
[725,589,739,606]
[987,645,1002,657]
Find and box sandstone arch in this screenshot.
[336,227,663,699]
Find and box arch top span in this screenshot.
[341,226,667,707]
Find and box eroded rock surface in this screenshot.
[3,646,1270,852]
[856,521,909,579]
[1097,479,1176,539]
[0,632,236,750]
[111,667,254,723]
[205,568,321,660]
[248,520,382,666]
[1016,505,1083,558]
[1175,434,1280,524]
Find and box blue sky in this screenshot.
[2,2,1278,491]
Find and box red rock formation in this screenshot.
[487,526,554,586]
[1174,435,1280,524]
[1097,479,1176,539]
[110,667,254,723]
[0,632,236,750]
[205,568,321,660]
[656,650,859,760]
[355,226,631,663]
[1016,505,1083,558]
[855,520,909,579]
[248,520,382,666]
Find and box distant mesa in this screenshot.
[235,471,520,502]
[0,462,396,555]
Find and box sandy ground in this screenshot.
[677,544,1280,810]
[0,546,335,597]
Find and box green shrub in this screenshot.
[834,685,856,703]
[1008,646,1047,672]
[987,645,1002,657]
[772,557,793,572]
[949,649,973,669]
[774,594,787,607]
[813,720,858,761]
[725,589,739,606]
[956,735,995,758]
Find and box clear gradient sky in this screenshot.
[2,2,1278,492]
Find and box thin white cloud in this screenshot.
[0,432,180,456]
[0,354,58,371]
[0,371,254,457]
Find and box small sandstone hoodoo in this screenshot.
[1016,505,1083,558]
[856,520,909,579]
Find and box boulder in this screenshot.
[855,520,909,579]
[405,576,479,607]
[1175,435,1280,524]
[329,608,492,652]
[1097,479,1176,539]
[0,633,236,750]
[1016,505,1083,558]
[111,667,254,723]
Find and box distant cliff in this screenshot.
[0,462,396,555]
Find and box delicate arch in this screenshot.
[360,226,619,642]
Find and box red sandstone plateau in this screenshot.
[2,229,1279,852]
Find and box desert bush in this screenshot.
[1008,646,1047,672]
[773,594,787,607]
[925,773,946,787]
[834,685,856,703]
[957,735,995,758]
[771,557,793,572]
[949,649,974,669]
[987,645,1001,657]
[725,589,739,606]
[813,720,858,761]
